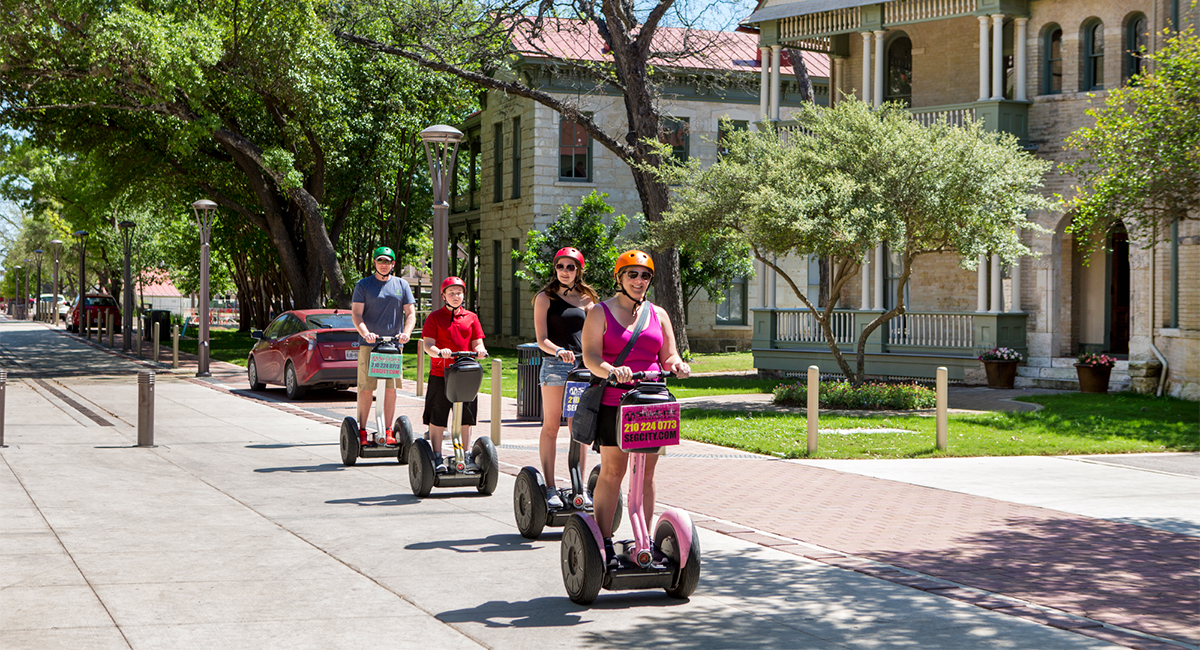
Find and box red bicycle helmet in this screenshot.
[614,250,654,277]
[552,246,585,271]
[441,276,467,293]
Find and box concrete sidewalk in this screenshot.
[2,319,1197,649]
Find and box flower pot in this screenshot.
[983,360,1018,389]
[1075,364,1112,394]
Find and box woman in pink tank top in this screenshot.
[581,250,691,562]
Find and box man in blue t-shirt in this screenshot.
[351,246,416,446]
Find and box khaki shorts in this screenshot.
[356,345,397,392]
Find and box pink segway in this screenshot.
[560,371,700,605]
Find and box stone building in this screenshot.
[446,20,830,352]
[742,0,1198,398]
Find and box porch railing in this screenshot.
[911,104,976,127]
[886,312,974,347]
[777,309,856,344]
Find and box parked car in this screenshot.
[39,293,70,321]
[67,294,122,333]
[247,309,360,399]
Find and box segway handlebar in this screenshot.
[604,370,675,386]
[444,350,486,359]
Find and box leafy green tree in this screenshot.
[646,108,1052,386]
[513,191,627,298]
[1061,28,1200,249]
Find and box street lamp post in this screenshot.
[419,125,464,311]
[73,230,89,302]
[12,265,21,319]
[118,221,136,352]
[33,249,43,321]
[49,240,62,327]
[22,260,31,320]
[191,200,217,377]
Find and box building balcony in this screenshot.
[751,307,1028,380]
[777,98,1030,144]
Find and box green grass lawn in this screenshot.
[681,392,1198,459]
[686,351,755,373]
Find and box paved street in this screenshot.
[1,319,1197,649]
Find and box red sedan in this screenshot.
[247,309,360,399]
[67,294,122,333]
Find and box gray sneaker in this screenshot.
[546,487,564,509]
[434,455,447,475]
[460,451,477,471]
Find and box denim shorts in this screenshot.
[539,357,577,386]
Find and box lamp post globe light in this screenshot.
[73,230,89,305]
[33,249,43,321]
[419,124,464,310]
[50,240,62,326]
[118,221,136,352]
[191,199,217,377]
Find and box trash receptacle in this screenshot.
[143,310,171,340]
[516,343,543,421]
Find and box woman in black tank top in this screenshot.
[532,248,599,509]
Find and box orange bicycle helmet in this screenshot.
[614,250,654,277]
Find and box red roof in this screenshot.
[136,270,182,297]
[510,18,829,78]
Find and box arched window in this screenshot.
[885,36,912,106]
[1083,19,1105,90]
[1043,25,1063,94]
[1125,14,1149,82]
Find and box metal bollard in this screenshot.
[936,366,948,451]
[807,365,819,455]
[134,317,141,358]
[84,310,91,340]
[172,324,179,369]
[153,322,160,363]
[415,344,425,397]
[137,370,155,447]
[491,358,502,445]
[0,369,7,448]
[107,313,114,348]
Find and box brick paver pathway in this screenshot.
[49,324,1200,649]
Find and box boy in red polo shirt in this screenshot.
[421,276,487,474]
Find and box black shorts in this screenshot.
[422,375,478,427]
[592,404,620,451]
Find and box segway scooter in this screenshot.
[560,371,700,605]
[339,336,414,466]
[514,367,622,539]
[408,351,499,497]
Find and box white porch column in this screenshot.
[991,15,1005,100]
[1014,17,1028,101]
[1009,254,1023,312]
[861,32,873,105]
[757,259,769,308]
[770,45,783,120]
[989,253,1003,313]
[769,258,779,308]
[978,16,991,101]
[873,244,885,310]
[832,56,846,106]
[861,251,871,309]
[873,30,886,107]
[760,47,771,119]
[977,254,988,312]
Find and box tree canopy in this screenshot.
[1061,28,1200,248]
[514,191,628,298]
[647,104,1052,384]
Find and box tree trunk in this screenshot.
[786,49,815,103]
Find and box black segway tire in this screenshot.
[562,515,603,605]
[514,467,548,539]
[587,464,623,533]
[474,436,499,496]
[408,438,435,497]
[394,415,414,465]
[655,518,701,599]
[339,418,359,467]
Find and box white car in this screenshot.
[39,294,70,320]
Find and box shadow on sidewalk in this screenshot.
[254,463,349,473]
[867,515,1200,645]
[325,493,421,507]
[406,533,540,554]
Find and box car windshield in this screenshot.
[305,313,355,330]
[85,297,118,307]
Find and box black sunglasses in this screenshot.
[624,270,653,281]
[555,263,577,271]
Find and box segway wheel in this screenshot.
[339,418,359,467]
[394,415,414,465]
[587,464,623,534]
[474,436,499,496]
[562,515,603,605]
[655,518,701,599]
[408,438,435,497]
[514,467,548,539]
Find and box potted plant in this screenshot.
[978,347,1023,389]
[1076,352,1116,394]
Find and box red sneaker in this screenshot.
[385,429,397,445]
[358,429,369,446]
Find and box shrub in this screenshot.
[773,380,937,410]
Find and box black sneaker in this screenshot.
[434,455,447,475]
[603,538,618,570]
